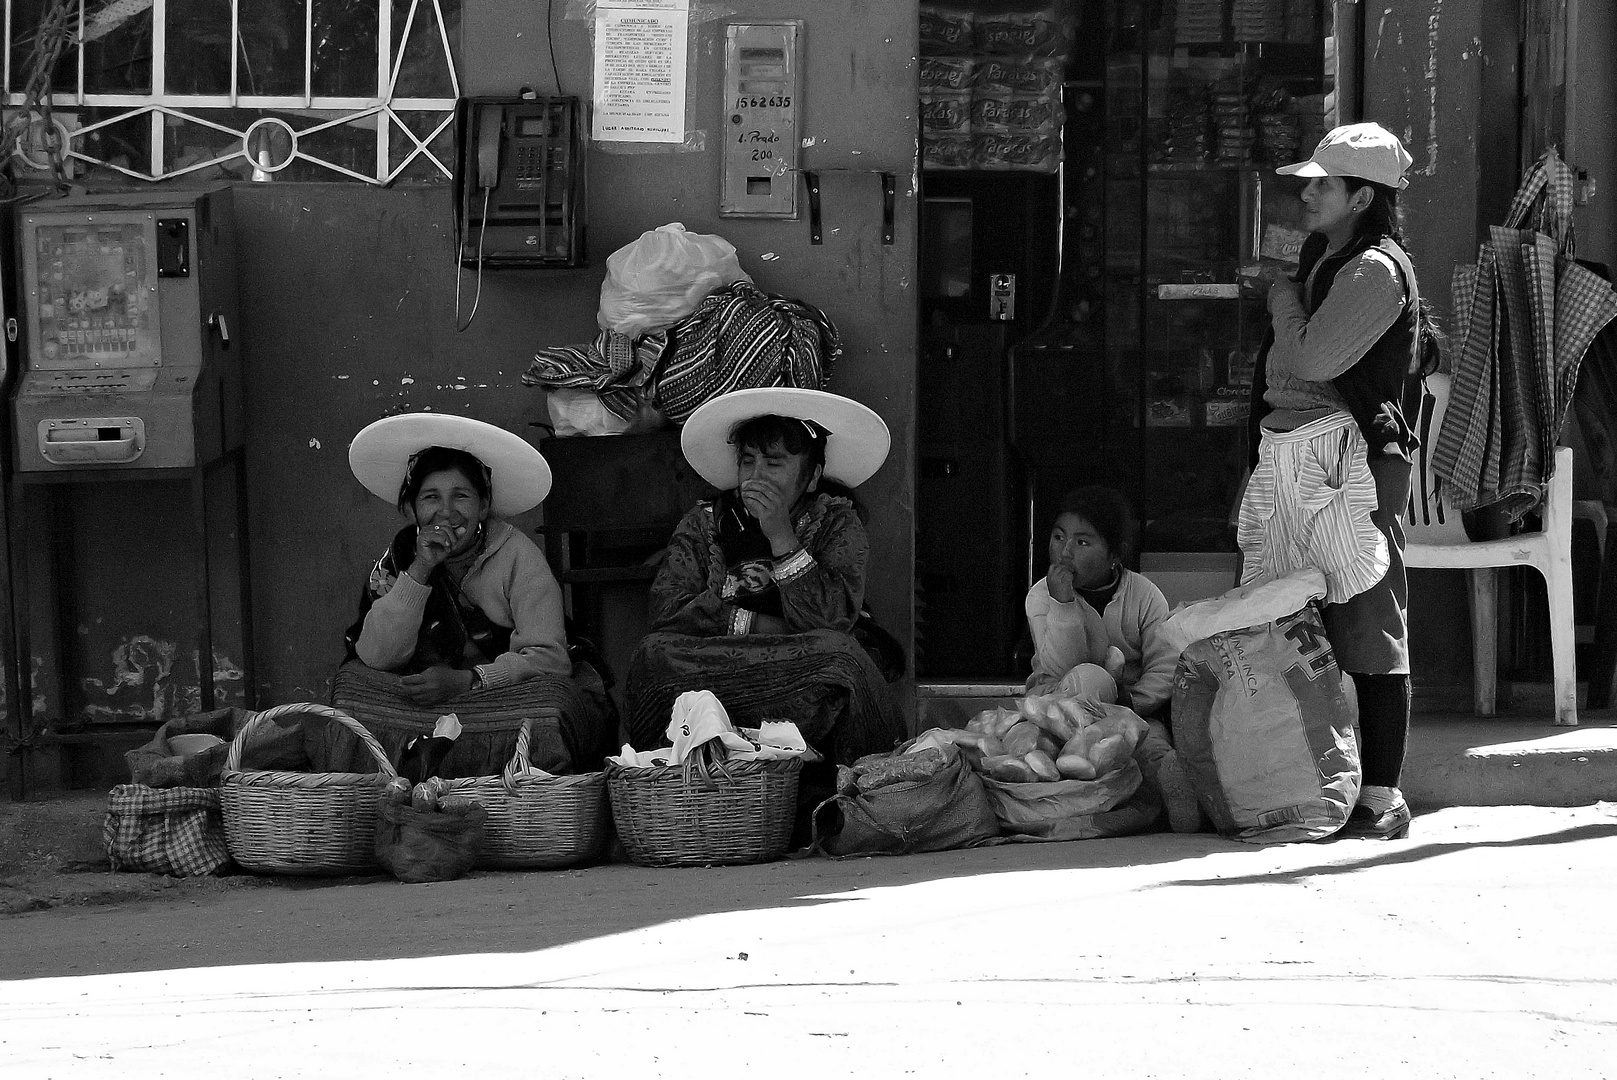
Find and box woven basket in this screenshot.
[441,720,609,869]
[220,703,396,876]
[606,753,802,868]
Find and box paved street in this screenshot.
[3,804,1616,1079]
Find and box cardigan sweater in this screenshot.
[1025,567,1178,717]
[353,519,570,688]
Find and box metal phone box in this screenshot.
[12,188,241,472]
[720,21,803,218]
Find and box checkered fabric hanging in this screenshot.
[1433,149,1617,517]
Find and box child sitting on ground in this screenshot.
[1024,485,1200,832]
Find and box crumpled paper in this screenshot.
[607,690,818,767]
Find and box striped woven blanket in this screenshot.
[524,281,838,423]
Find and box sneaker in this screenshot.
[1338,798,1411,840]
[1155,750,1202,834]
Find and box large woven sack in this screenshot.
[104,784,230,876]
[814,742,997,856]
[979,762,1158,842]
[1171,601,1361,844]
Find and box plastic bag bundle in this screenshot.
[814,740,997,856]
[598,223,752,340]
[375,799,487,883]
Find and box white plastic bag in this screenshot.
[1160,568,1328,658]
[545,387,631,437]
[598,223,752,339]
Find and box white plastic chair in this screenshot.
[1405,373,1578,725]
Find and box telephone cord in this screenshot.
[454,187,492,332]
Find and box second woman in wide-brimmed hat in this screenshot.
[624,387,904,768]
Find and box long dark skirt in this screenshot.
[324,659,618,778]
[624,629,905,765]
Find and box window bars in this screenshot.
[1,0,460,184]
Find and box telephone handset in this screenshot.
[475,103,503,190]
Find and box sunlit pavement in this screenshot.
[3,804,1616,1078]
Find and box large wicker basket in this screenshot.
[606,753,802,868]
[441,719,609,869]
[220,703,396,875]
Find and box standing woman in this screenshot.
[1244,123,1433,839]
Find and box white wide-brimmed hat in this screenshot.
[1276,122,1412,190]
[349,413,552,517]
[681,387,891,490]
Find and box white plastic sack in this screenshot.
[598,223,752,339]
[1160,568,1328,658]
[545,387,632,437]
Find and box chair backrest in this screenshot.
[1407,372,1471,543]
[1408,371,1574,546]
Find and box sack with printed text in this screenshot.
[1171,598,1361,843]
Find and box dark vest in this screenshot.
[1249,231,1422,465]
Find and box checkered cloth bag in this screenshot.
[1434,149,1617,517]
[103,784,231,876]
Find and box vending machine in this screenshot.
[11,188,241,471]
[6,187,252,734]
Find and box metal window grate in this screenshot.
[2,0,460,183]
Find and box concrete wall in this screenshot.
[1359,0,1526,698]
[18,0,920,725]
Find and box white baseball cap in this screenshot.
[1276,122,1413,190]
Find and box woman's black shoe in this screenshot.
[1339,799,1411,840]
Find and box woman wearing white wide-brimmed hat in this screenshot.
[624,388,905,771]
[336,413,615,776]
[1243,122,1440,839]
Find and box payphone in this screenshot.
[454,96,587,268]
[11,188,241,471]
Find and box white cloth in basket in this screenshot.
[607,690,815,767]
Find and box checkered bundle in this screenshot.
[103,784,230,877]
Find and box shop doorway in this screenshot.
[916,0,1347,679]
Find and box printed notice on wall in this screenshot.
[592,0,690,143]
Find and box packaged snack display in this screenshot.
[921,21,1066,175]
[920,91,974,136]
[920,55,977,92]
[920,4,975,54]
[975,6,1069,56]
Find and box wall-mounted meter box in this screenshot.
[11,187,240,472]
[720,21,804,218]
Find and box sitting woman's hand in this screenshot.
[400,664,474,705]
[408,523,460,582]
[739,476,799,552]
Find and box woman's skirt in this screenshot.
[324,659,618,777]
[624,629,905,765]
